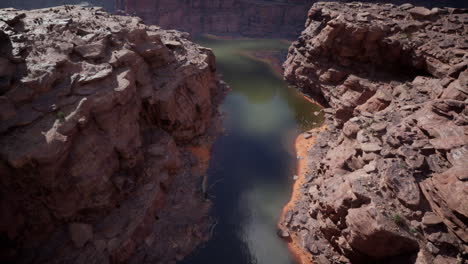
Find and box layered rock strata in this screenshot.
[115,0,316,38]
[0,5,225,263]
[281,2,467,264]
[115,0,467,39]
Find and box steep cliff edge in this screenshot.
[281,2,467,264]
[0,5,225,263]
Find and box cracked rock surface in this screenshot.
[0,5,225,263]
[281,2,467,264]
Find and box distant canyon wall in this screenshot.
[115,0,466,38]
[1,1,465,38]
[115,0,313,38]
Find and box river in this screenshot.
[180,36,323,264]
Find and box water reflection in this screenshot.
[180,36,323,264]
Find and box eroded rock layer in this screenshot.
[0,5,225,263]
[115,0,467,39]
[281,2,467,264]
[0,1,115,11]
[115,0,315,38]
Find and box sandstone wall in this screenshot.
[115,0,467,39]
[115,0,317,38]
[0,0,115,11]
[0,6,225,263]
[281,2,467,264]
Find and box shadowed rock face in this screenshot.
[1,1,465,39]
[115,0,467,39]
[281,2,467,264]
[0,5,225,263]
[116,0,313,38]
[0,1,115,11]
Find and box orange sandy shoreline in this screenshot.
[279,125,327,264]
[301,94,325,109]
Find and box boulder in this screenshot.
[345,204,419,258]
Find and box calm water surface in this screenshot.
[181,36,323,264]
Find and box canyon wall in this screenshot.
[116,0,312,38]
[0,1,115,11]
[0,5,225,263]
[281,2,467,264]
[115,0,467,39]
[1,1,465,39]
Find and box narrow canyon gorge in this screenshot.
[0,1,467,264]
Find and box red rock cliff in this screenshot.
[115,0,314,38]
[281,2,467,264]
[0,5,225,263]
[114,0,467,39]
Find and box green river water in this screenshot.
[179,36,323,264]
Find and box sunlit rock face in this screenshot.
[281,1,467,264]
[0,5,225,263]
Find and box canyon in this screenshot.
[280,2,467,264]
[0,5,225,263]
[0,1,467,264]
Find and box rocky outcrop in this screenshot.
[281,2,467,264]
[0,5,225,263]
